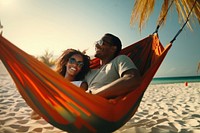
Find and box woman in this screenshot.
[31,49,90,119]
[55,49,90,90]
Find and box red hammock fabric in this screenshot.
[0,34,171,132]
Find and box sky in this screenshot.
[0,0,200,77]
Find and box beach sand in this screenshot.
[0,64,200,133]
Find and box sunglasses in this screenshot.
[95,39,113,46]
[68,58,84,68]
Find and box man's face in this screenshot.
[94,36,116,59]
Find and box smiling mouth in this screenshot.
[70,67,77,71]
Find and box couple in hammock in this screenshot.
[64,33,141,97]
[32,33,142,119]
[56,33,142,98]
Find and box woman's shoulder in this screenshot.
[72,81,88,91]
[71,81,83,87]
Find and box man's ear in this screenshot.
[111,46,117,53]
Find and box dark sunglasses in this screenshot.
[68,58,84,68]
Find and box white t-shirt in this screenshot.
[71,81,83,87]
[85,55,137,93]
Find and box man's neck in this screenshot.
[100,56,115,66]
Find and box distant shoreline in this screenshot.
[152,75,200,84]
[154,75,200,79]
[1,61,200,85]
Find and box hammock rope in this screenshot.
[153,0,197,45]
[153,0,175,34]
[170,0,197,44]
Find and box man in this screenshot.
[85,33,141,99]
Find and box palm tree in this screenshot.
[130,0,200,32]
[197,62,200,75]
[37,50,56,67]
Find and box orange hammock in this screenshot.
[0,33,171,132]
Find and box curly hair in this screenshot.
[55,49,90,81]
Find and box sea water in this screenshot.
[1,61,200,85]
[151,76,200,84]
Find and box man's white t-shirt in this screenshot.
[85,55,137,93]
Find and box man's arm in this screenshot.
[94,69,142,99]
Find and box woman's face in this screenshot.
[66,54,84,77]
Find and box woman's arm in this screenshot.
[80,81,88,91]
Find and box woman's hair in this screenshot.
[55,49,90,81]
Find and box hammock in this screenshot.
[0,33,171,132]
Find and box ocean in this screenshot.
[151,76,200,84]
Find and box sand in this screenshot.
[116,83,200,133]
[0,66,200,132]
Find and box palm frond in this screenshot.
[37,50,56,67]
[130,0,200,32]
[157,0,171,27]
[130,0,156,32]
